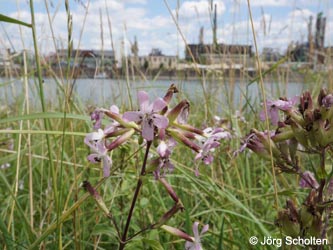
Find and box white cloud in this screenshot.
[249,0,292,7]
[178,0,225,20]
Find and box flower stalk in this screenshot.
[119,141,152,250]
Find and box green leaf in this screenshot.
[139,197,149,208]
[0,112,90,124]
[0,14,31,28]
[0,171,36,244]
[0,217,15,249]
[142,239,164,250]
[125,236,144,249]
[92,224,117,237]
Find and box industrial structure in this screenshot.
[47,49,116,78]
[288,12,327,65]
[184,3,254,76]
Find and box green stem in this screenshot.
[29,0,58,220]
[318,149,326,204]
[119,141,152,250]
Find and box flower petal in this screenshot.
[102,155,112,177]
[138,91,150,112]
[203,155,214,165]
[192,222,200,240]
[91,109,105,129]
[152,98,167,112]
[185,241,195,250]
[270,108,279,125]
[87,153,101,163]
[200,224,209,235]
[152,114,169,128]
[165,161,175,173]
[84,129,104,149]
[157,141,168,157]
[259,110,266,121]
[142,118,155,141]
[91,129,105,141]
[110,105,119,114]
[194,151,203,161]
[123,111,143,122]
[300,171,319,189]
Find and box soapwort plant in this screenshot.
[83,84,231,249]
[238,89,333,245]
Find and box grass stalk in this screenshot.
[246,0,279,210]
[27,178,107,250]
[7,106,24,235]
[23,49,35,229]
[17,1,35,231]
[29,0,58,215]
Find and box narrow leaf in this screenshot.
[0,14,31,28]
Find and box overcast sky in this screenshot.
[0,0,332,59]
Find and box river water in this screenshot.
[0,77,311,114]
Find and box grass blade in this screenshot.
[0,14,32,28]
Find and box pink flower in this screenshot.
[234,130,275,159]
[86,141,112,177]
[91,108,104,129]
[185,222,209,250]
[91,105,120,130]
[195,128,231,166]
[153,140,176,179]
[123,91,169,141]
[84,129,112,177]
[157,139,175,158]
[322,94,333,108]
[260,97,297,125]
[84,129,105,143]
[299,171,319,189]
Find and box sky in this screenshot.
[0,0,332,59]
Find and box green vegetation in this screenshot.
[0,1,332,250]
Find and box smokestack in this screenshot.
[315,12,322,49]
[199,26,204,44]
[320,17,326,49]
[308,15,313,62]
[308,16,313,44]
[213,4,217,48]
[315,12,326,50]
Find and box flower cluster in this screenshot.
[275,193,323,238]
[238,89,333,240]
[84,84,230,249]
[84,84,231,178]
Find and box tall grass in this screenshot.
[0,1,331,250]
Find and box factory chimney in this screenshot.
[199,26,204,44]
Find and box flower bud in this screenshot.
[106,128,135,151]
[299,91,313,114]
[253,129,281,158]
[82,181,111,218]
[152,201,184,229]
[290,121,309,148]
[275,210,300,237]
[167,100,190,124]
[163,84,179,104]
[160,225,194,242]
[104,110,139,130]
[307,214,322,237]
[168,128,201,153]
[299,205,314,229]
[317,88,328,106]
